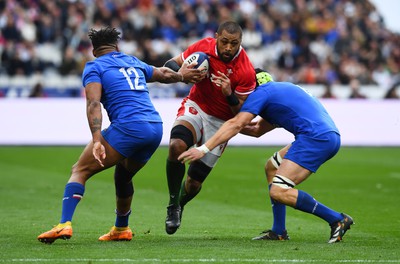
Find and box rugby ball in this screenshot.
[183,52,209,74]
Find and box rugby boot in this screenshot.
[252,229,289,241]
[37,221,72,244]
[328,213,354,243]
[165,204,181,235]
[98,226,133,241]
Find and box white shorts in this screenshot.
[176,99,227,167]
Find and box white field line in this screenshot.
[1,259,400,263]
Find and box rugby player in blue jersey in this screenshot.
[178,69,354,243]
[37,27,204,244]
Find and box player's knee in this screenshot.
[169,138,188,160]
[269,185,288,202]
[169,125,194,159]
[188,161,212,183]
[270,174,296,201]
[71,162,78,174]
[70,163,92,182]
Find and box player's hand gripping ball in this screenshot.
[183,52,209,74]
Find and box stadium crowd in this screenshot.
[1,0,399,98]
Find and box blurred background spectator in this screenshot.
[0,0,399,99]
[384,80,400,99]
[29,82,45,97]
[348,78,366,99]
[320,82,337,99]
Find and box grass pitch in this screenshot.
[0,146,399,263]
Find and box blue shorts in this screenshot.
[102,121,163,163]
[285,132,340,173]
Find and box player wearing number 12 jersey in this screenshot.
[162,21,256,234]
[37,27,203,244]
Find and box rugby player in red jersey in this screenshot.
[162,21,256,234]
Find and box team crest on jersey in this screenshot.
[226,69,233,76]
[189,107,198,115]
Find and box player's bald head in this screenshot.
[217,21,242,39]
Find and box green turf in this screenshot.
[0,146,399,263]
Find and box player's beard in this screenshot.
[219,52,234,63]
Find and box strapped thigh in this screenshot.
[269,151,283,169]
[272,174,296,189]
[188,161,212,183]
[170,124,195,148]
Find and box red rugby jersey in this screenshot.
[181,37,256,121]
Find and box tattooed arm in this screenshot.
[85,82,106,166]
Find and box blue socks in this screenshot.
[295,190,342,225]
[60,182,85,223]
[269,184,287,235]
[59,182,131,228]
[115,209,131,228]
[269,186,343,234]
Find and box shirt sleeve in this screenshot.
[240,88,268,115]
[234,52,256,96]
[182,38,212,60]
[82,61,101,87]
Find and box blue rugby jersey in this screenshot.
[82,51,162,123]
[240,82,339,137]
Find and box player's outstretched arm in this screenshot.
[240,118,276,137]
[178,112,256,163]
[151,63,204,84]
